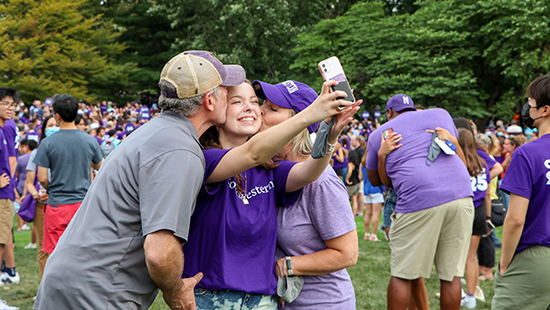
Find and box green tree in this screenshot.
[292,0,550,126]
[154,0,365,84]
[0,0,137,103]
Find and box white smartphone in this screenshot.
[318,56,356,103]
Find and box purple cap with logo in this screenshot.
[385,94,415,112]
[252,80,319,133]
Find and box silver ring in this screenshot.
[337,106,345,111]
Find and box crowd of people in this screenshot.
[0,50,548,310]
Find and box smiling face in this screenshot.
[219,83,261,139]
[259,100,293,132]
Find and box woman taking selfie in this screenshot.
[182,79,358,310]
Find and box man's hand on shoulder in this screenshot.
[163,272,203,310]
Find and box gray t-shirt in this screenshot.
[33,112,205,310]
[275,166,357,309]
[33,129,104,205]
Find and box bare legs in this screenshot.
[465,235,481,295]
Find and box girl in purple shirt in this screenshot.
[492,75,550,310]
[183,80,358,310]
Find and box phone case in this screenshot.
[318,56,356,103]
[382,128,394,140]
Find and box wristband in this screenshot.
[285,256,294,276]
[327,141,337,154]
[486,216,491,220]
[32,192,39,197]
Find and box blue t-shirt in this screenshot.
[500,134,550,254]
[183,148,300,295]
[33,129,104,205]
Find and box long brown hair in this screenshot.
[199,80,278,195]
[457,128,486,177]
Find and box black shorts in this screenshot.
[472,203,488,236]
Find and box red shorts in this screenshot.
[42,202,82,254]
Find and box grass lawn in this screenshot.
[3,214,502,309]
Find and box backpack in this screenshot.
[102,139,116,156]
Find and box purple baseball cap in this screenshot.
[160,51,246,99]
[385,94,415,112]
[252,80,319,133]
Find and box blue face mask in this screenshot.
[45,127,60,137]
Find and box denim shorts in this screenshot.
[194,288,277,310]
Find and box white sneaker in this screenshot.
[474,286,485,302]
[460,295,476,309]
[0,272,20,285]
[24,243,37,249]
[0,299,18,310]
[21,224,30,231]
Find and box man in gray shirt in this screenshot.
[33,51,245,310]
[34,94,105,256]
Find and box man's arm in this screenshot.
[37,166,49,189]
[144,230,203,310]
[499,193,529,274]
[9,156,16,178]
[92,158,104,171]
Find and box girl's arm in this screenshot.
[206,81,351,184]
[378,131,402,187]
[285,101,361,192]
[276,230,358,277]
[334,147,344,163]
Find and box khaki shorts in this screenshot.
[346,183,361,196]
[492,245,550,310]
[0,199,14,244]
[389,197,474,281]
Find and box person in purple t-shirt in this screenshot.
[256,80,359,309]
[183,80,357,310]
[367,94,474,310]
[492,75,550,310]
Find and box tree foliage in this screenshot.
[153,0,364,83]
[0,0,137,103]
[292,0,550,124]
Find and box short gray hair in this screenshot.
[158,79,220,116]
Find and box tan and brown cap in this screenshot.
[160,51,246,99]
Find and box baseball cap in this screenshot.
[506,125,522,134]
[385,94,415,112]
[160,51,246,99]
[252,80,319,133]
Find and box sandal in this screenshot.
[370,235,381,242]
[364,233,371,240]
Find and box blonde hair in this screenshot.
[287,109,313,157]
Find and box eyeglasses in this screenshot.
[0,101,17,108]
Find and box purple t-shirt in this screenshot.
[140,106,150,120]
[471,149,496,208]
[26,131,40,143]
[124,123,135,133]
[366,108,473,213]
[0,127,15,200]
[500,134,550,254]
[276,166,356,309]
[4,119,19,158]
[183,148,300,295]
[15,153,31,194]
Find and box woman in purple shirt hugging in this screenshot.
[183,79,359,310]
[492,75,550,310]
[254,80,359,309]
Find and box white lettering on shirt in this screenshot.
[545,159,550,185]
[470,168,488,192]
[229,180,275,202]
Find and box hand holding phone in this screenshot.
[318,56,356,104]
